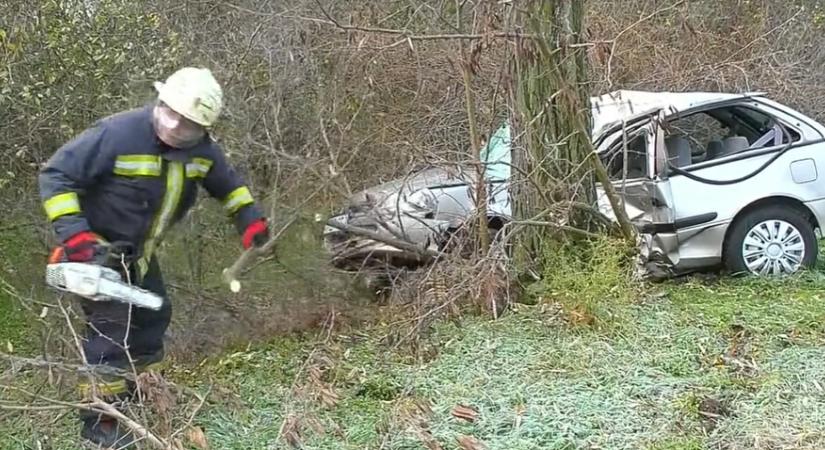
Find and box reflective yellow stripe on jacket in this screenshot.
[223,186,254,215]
[186,157,213,179]
[137,161,184,276]
[114,155,162,176]
[43,192,81,221]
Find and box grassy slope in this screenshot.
[175,275,825,450]
[4,206,825,449]
[0,194,51,356]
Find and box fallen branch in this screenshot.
[0,352,207,402]
[570,202,615,229]
[221,215,298,292]
[0,385,167,448]
[510,220,601,239]
[222,138,359,292]
[588,151,636,243]
[0,402,70,411]
[169,387,210,443]
[0,352,136,381]
[91,399,167,448]
[563,87,636,244]
[325,220,445,260]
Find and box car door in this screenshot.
[597,110,677,225]
[655,98,819,269]
[596,109,682,267]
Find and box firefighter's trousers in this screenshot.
[75,257,171,409]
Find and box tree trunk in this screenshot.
[459,41,490,255]
[509,0,595,273]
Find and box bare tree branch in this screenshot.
[325,221,445,260]
[605,0,686,87]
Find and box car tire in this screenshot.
[723,205,817,276]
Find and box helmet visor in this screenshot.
[153,103,206,148]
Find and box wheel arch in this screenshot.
[723,195,819,254]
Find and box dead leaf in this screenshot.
[305,417,326,435]
[457,435,488,450]
[281,415,304,449]
[319,385,340,408]
[413,398,434,416]
[308,366,323,381]
[513,403,526,429]
[308,366,339,408]
[137,371,177,433]
[451,404,479,423]
[186,426,209,450]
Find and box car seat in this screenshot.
[665,135,692,168]
[721,136,749,156]
[706,136,749,160]
[706,140,724,159]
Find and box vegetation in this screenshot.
[3,0,825,448]
[6,236,825,449]
[510,0,599,274]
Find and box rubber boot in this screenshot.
[78,391,136,449]
[81,415,136,449]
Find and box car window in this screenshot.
[728,106,801,146]
[664,105,801,168]
[602,131,648,181]
[665,112,727,164]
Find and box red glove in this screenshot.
[61,231,103,262]
[242,219,269,249]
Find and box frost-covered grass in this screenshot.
[5,234,825,449]
[188,240,825,450]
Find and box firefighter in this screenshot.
[38,67,270,447]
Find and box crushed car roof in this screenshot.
[590,89,767,138]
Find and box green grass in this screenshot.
[2,291,825,449]
[0,203,49,354]
[5,213,825,449]
[167,267,825,450]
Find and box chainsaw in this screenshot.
[45,241,163,311]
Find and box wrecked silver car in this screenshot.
[324,90,825,277]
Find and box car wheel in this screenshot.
[723,206,817,276]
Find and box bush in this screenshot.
[530,236,640,327]
[0,0,182,174]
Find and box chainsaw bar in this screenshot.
[45,263,163,311]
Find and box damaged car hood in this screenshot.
[344,164,479,210]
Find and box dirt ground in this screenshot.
[162,268,381,363]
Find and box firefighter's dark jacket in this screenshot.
[38,105,263,268]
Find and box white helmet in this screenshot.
[153,67,223,127]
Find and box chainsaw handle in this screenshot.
[48,240,137,266]
[92,240,138,268]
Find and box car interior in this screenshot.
[603,131,648,180]
[601,104,804,181]
[663,105,800,169]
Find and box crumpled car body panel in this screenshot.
[323,164,510,269]
[324,90,825,278]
